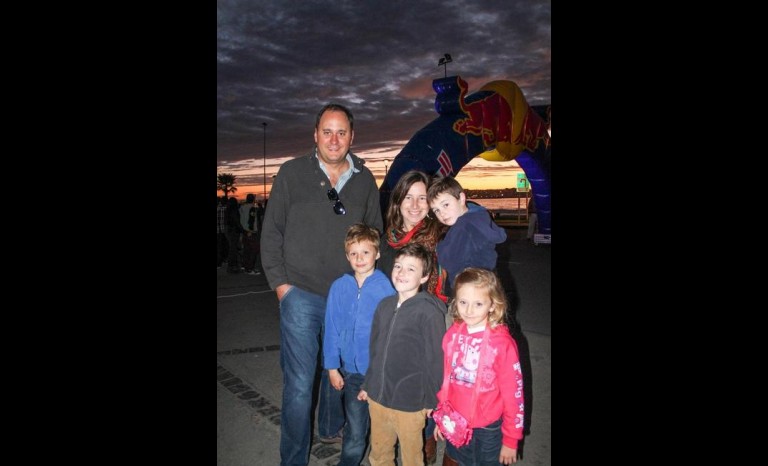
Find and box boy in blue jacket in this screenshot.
[323,223,396,466]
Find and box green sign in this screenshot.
[516,173,529,191]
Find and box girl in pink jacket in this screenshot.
[434,268,524,465]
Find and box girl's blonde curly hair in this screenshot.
[448,267,508,328]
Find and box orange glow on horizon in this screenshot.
[218,147,526,200]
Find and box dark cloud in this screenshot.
[217,0,550,167]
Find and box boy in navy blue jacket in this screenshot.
[427,176,507,295]
[323,223,396,466]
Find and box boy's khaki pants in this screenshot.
[367,398,429,466]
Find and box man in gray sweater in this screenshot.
[260,103,383,466]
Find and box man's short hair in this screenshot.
[316,103,354,131]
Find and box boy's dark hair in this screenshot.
[394,242,433,279]
[427,175,464,203]
[344,223,381,253]
[316,103,354,131]
[246,193,255,203]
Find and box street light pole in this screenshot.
[438,53,452,78]
[262,122,267,201]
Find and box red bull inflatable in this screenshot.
[380,75,551,234]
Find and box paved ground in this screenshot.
[217,227,551,465]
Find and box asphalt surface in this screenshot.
[217,227,551,465]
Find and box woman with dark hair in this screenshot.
[377,169,448,464]
[378,170,448,302]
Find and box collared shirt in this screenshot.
[316,149,359,193]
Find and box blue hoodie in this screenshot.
[323,269,396,375]
[436,202,507,288]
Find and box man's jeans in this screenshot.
[279,286,344,465]
[337,372,368,466]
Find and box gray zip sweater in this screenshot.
[260,151,383,297]
[363,291,446,412]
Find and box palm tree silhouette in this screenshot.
[217,173,238,199]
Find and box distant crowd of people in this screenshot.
[216,194,266,275]
[220,103,528,466]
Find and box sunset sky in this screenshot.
[221,148,526,200]
[217,0,550,200]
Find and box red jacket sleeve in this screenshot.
[497,332,524,449]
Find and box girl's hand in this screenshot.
[499,445,517,464]
[357,390,368,401]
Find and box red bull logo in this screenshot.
[451,77,512,150]
[514,106,550,151]
[450,76,549,161]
